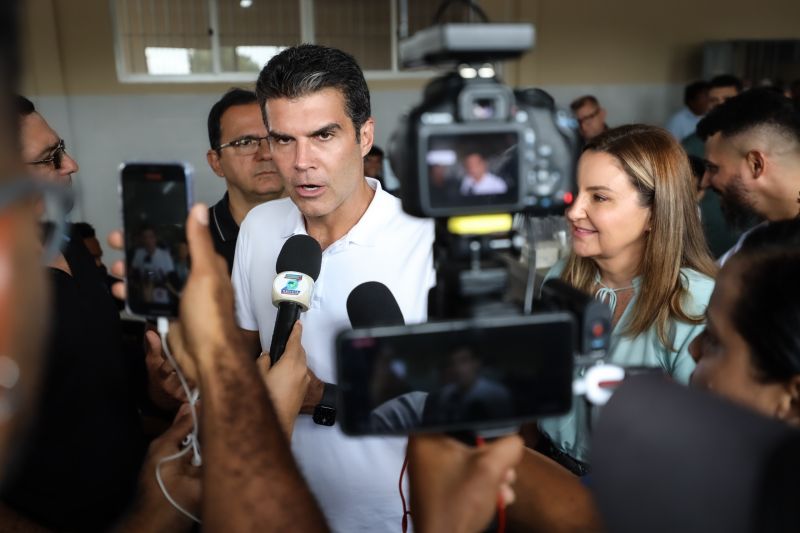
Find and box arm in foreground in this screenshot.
[169,205,328,533]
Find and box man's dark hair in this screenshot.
[696,88,800,142]
[684,81,710,106]
[72,221,96,239]
[207,88,257,150]
[709,74,743,93]
[731,218,800,382]
[15,94,34,116]
[570,95,599,112]
[687,154,706,188]
[367,145,383,158]
[255,44,371,142]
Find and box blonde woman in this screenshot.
[539,124,717,469]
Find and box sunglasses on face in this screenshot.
[27,139,67,170]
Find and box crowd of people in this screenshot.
[0,8,799,532]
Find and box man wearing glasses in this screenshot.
[17,98,78,186]
[206,88,285,273]
[570,95,609,143]
[0,96,155,531]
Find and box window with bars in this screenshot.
[111,0,448,81]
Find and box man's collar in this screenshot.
[280,177,393,247]
[210,192,239,242]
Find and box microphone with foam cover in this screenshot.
[269,234,322,363]
[346,281,405,328]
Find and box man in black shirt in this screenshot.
[0,96,195,531]
[206,88,285,271]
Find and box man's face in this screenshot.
[19,112,79,186]
[704,133,762,227]
[688,260,787,419]
[266,88,374,221]
[688,91,711,116]
[708,86,739,110]
[207,103,282,202]
[575,103,606,141]
[464,154,487,180]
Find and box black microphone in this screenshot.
[269,234,322,364]
[346,281,405,328]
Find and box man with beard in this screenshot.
[697,88,800,264]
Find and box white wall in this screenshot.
[32,82,686,262]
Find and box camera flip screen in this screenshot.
[336,314,574,435]
[121,163,191,318]
[425,130,520,210]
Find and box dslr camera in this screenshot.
[389,23,580,218]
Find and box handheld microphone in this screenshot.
[269,234,322,364]
[346,281,405,328]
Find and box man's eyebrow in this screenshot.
[268,123,341,141]
[268,130,293,140]
[309,123,341,137]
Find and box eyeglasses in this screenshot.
[0,178,73,264]
[575,108,601,126]
[217,136,270,155]
[27,139,67,170]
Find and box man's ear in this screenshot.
[207,149,225,178]
[746,150,766,180]
[359,118,375,158]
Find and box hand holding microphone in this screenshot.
[269,234,322,364]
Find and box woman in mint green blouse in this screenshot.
[538,124,717,467]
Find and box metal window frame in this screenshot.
[111,0,435,83]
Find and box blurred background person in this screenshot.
[666,80,710,141]
[570,95,609,143]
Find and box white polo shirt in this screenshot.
[460,172,508,195]
[232,178,435,532]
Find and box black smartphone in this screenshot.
[336,312,575,436]
[120,162,193,318]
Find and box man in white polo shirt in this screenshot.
[459,152,507,196]
[232,44,435,532]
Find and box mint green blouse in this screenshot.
[538,259,715,463]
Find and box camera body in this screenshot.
[389,25,579,218]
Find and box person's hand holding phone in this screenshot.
[407,433,523,533]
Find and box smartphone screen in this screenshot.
[336,313,575,436]
[120,162,192,318]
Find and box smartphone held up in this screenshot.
[119,162,193,318]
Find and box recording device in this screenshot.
[120,162,193,318]
[389,23,580,218]
[336,312,574,436]
[268,234,322,364]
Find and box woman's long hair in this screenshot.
[561,124,716,349]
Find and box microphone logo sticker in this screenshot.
[281,273,303,296]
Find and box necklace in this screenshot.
[594,273,635,314]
